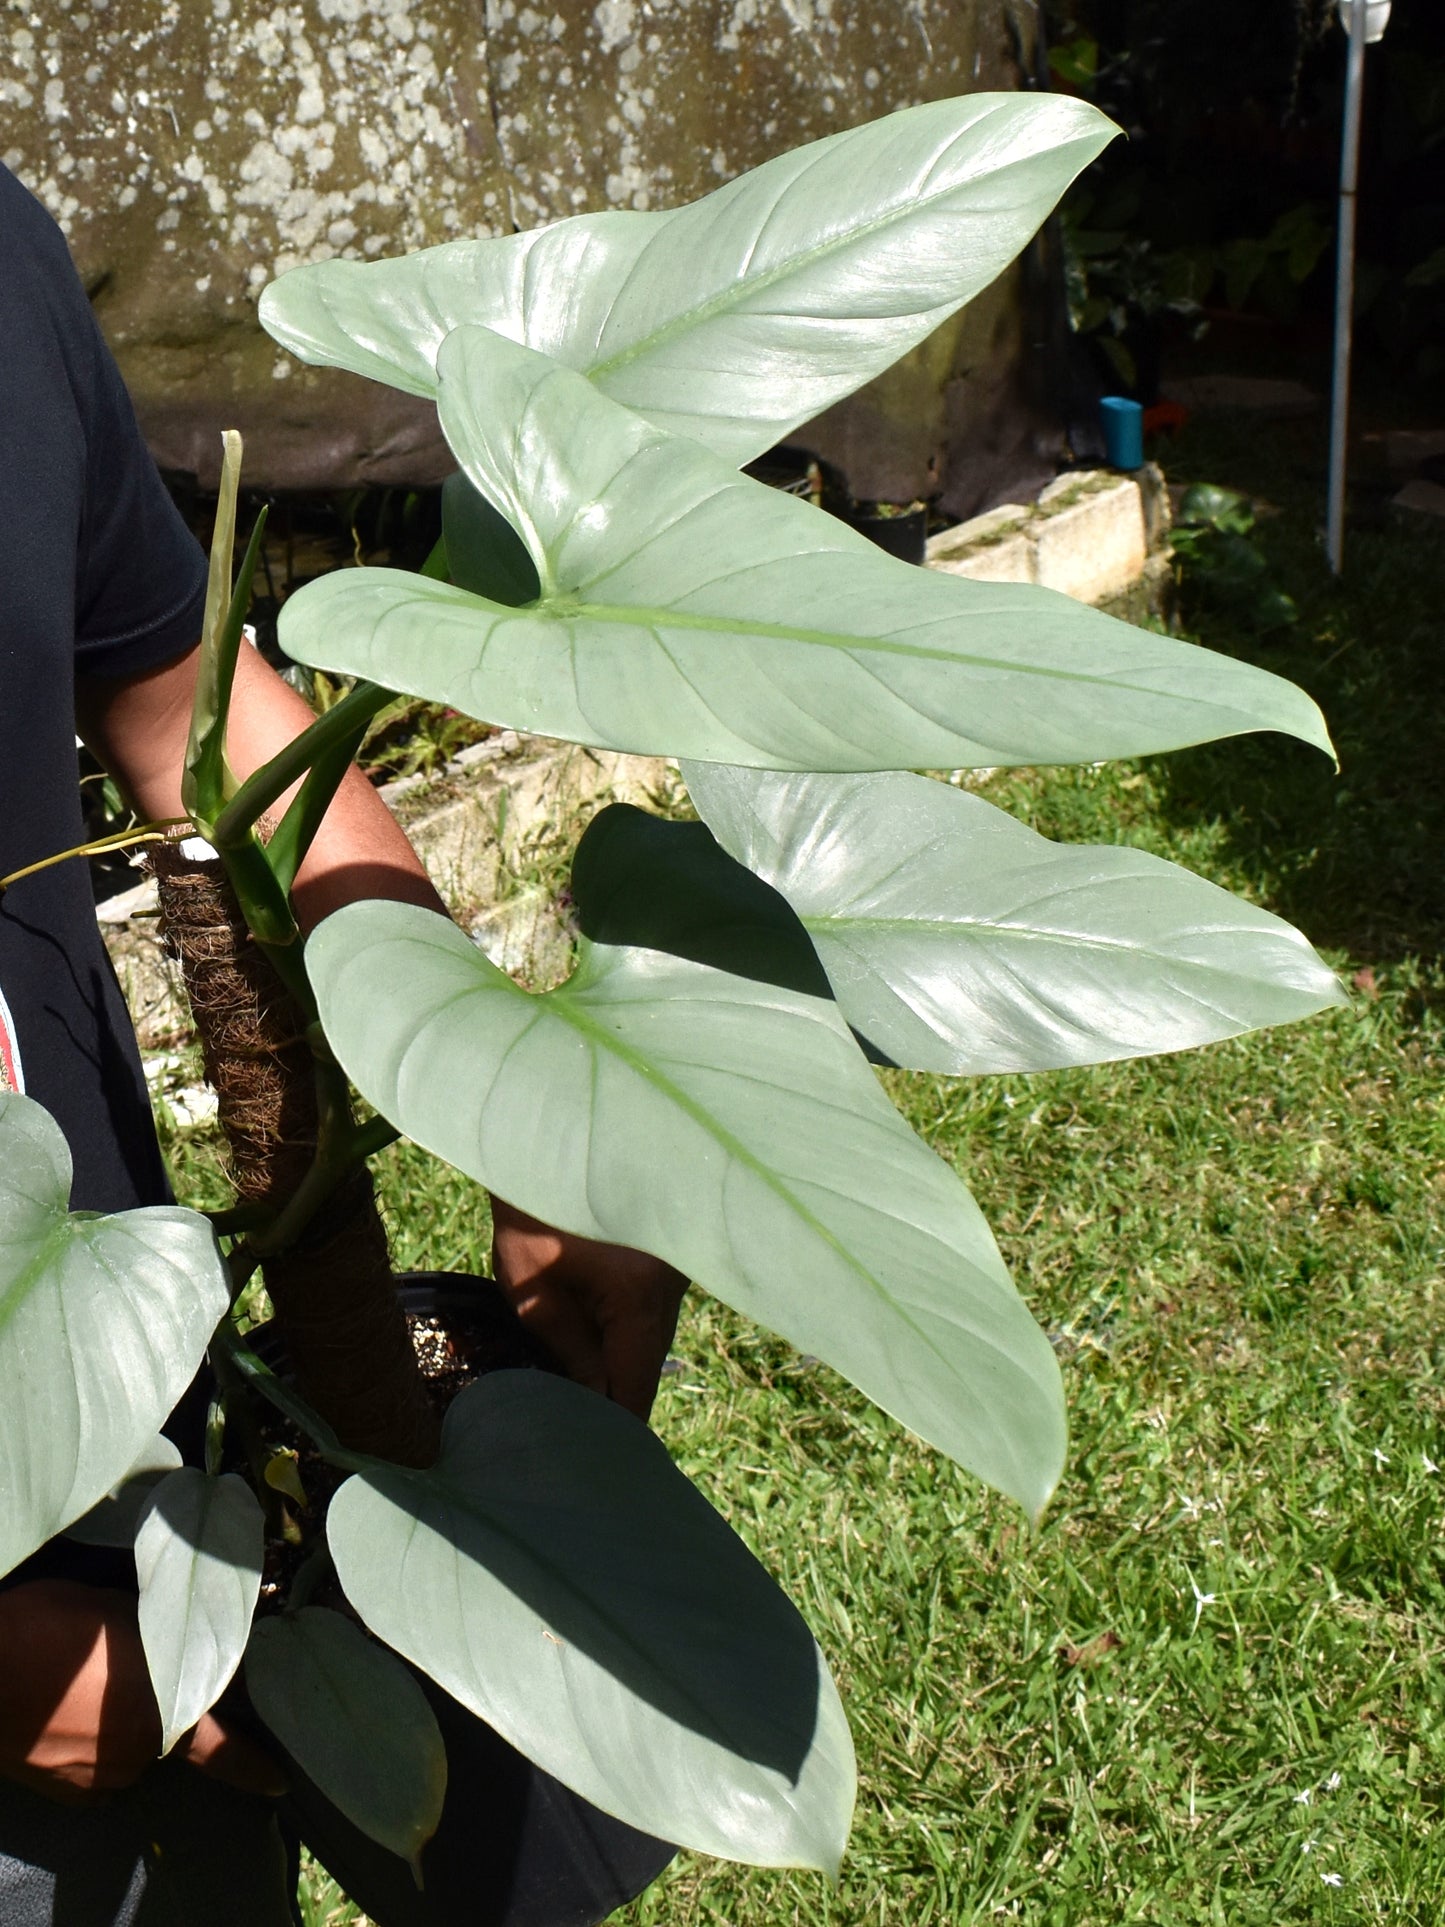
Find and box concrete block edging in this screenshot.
[101,733,673,1048]
[925,464,1173,618]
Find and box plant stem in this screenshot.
[212,679,395,850]
[213,1325,374,1475]
[207,1201,273,1238]
[228,1239,262,1299]
[0,818,191,896]
[351,1113,401,1162]
[150,842,441,1466]
[210,1333,286,1532]
[221,835,301,956]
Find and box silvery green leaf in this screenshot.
[0,1094,230,1581]
[260,94,1116,462]
[260,209,648,404]
[278,330,1333,773]
[307,902,1065,1516]
[681,765,1349,1073]
[570,803,830,1001]
[569,803,899,1063]
[328,1373,853,1871]
[136,1469,264,1754]
[246,1607,447,1869]
[65,1434,182,1550]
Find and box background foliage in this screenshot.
[1044,0,1445,399]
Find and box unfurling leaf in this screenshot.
[263,1447,308,1508]
[184,431,268,827]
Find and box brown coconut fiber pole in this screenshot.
[151,842,440,1467]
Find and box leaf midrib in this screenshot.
[562,599,1248,702]
[373,1441,817,1778]
[583,100,1029,384]
[0,1220,74,1338]
[538,965,989,1380]
[803,909,1254,964]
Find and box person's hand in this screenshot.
[490,1198,689,1421]
[0,1579,285,1806]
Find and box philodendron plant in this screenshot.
[0,95,1344,1884]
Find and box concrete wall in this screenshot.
[5,1,1069,513]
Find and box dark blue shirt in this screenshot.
[0,164,207,1212]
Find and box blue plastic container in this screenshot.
[1099,395,1145,471]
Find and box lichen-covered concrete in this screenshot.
[5,0,512,484]
[486,0,986,224]
[5,2,1061,506]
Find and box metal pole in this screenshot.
[1326,0,1369,574]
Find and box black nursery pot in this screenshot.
[841,503,929,565]
[245,1269,556,1383]
[387,1269,559,1380]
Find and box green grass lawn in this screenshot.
[165,412,1444,1925]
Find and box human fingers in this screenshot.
[180,1712,288,1798]
[490,1198,689,1409]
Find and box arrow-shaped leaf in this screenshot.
[278,329,1332,774]
[246,1606,447,1870]
[260,93,1116,463]
[570,803,830,1001]
[306,901,1065,1515]
[65,1434,182,1550]
[681,765,1348,1072]
[136,1469,264,1754]
[442,470,538,607]
[327,1372,854,1870]
[0,1094,230,1581]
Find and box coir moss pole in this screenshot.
[151,843,440,1467]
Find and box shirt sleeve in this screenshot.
[68,264,209,681]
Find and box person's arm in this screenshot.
[0,641,682,1808]
[77,641,688,1419]
[76,638,444,933]
[0,1581,284,1803]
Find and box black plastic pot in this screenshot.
[840,504,929,565]
[743,441,932,564]
[246,1269,557,1383]
[742,440,848,512]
